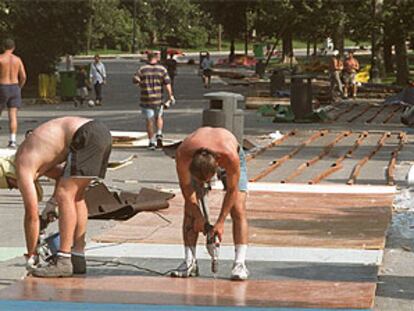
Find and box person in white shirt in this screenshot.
[89,54,106,106]
[200,52,214,88]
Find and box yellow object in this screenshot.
[0,155,43,201]
[355,65,371,83]
[38,74,57,99]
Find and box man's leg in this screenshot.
[94,83,102,105]
[7,107,18,147]
[171,205,200,277]
[32,178,91,277]
[142,107,156,149]
[71,195,89,274]
[155,107,164,148]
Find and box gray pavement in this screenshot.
[0,59,413,310]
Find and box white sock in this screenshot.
[9,133,16,142]
[156,129,162,136]
[234,244,247,264]
[184,246,196,264]
[71,251,85,257]
[57,251,71,258]
[150,136,156,144]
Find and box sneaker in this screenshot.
[156,134,163,149]
[71,254,86,274]
[231,262,249,281]
[7,141,16,148]
[32,255,73,278]
[148,142,156,150]
[170,260,199,278]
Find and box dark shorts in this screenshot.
[203,69,212,77]
[63,120,112,179]
[0,84,21,109]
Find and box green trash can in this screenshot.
[59,71,76,100]
[160,46,168,62]
[253,43,265,59]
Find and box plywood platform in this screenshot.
[94,189,393,250]
[0,275,375,309]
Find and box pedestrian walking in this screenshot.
[0,38,26,148]
[329,50,343,101]
[200,52,214,88]
[133,52,174,150]
[89,54,106,106]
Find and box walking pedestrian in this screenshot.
[133,52,174,150]
[89,54,106,106]
[0,38,26,148]
[200,52,214,89]
[329,50,343,101]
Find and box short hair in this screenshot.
[3,38,15,50]
[190,148,218,182]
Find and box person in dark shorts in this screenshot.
[200,52,214,88]
[0,38,26,148]
[15,117,112,278]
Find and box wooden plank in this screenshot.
[386,132,407,186]
[250,130,328,182]
[0,276,376,309]
[282,131,350,183]
[94,190,393,250]
[347,132,391,185]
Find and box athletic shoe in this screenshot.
[231,262,249,281]
[148,142,156,150]
[7,141,16,148]
[71,254,86,274]
[156,134,163,149]
[170,260,199,278]
[32,255,73,278]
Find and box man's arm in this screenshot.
[17,169,40,256]
[18,58,27,88]
[214,154,240,241]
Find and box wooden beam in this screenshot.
[386,132,407,185]
[282,131,351,183]
[333,103,358,121]
[347,132,391,185]
[246,130,296,162]
[382,105,402,124]
[365,105,387,123]
[250,130,328,182]
[309,131,368,184]
[347,105,373,123]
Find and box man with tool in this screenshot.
[172,127,249,280]
[10,116,111,277]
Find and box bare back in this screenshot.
[0,51,26,86]
[15,117,91,178]
[177,127,239,170]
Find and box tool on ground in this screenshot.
[196,182,220,277]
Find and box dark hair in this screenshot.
[147,52,156,61]
[3,38,15,50]
[190,148,218,182]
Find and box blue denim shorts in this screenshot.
[237,147,248,192]
[141,104,164,120]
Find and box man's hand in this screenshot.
[213,221,225,242]
[132,75,141,85]
[24,253,38,272]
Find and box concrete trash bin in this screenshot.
[290,75,313,120]
[202,92,244,143]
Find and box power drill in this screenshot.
[196,182,220,276]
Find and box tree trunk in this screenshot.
[395,34,409,85]
[383,30,393,74]
[306,39,310,58]
[229,38,235,63]
[282,29,293,61]
[370,0,384,82]
[333,4,345,55]
[313,39,317,55]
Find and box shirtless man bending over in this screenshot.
[16,116,112,277]
[0,38,26,148]
[172,127,249,280]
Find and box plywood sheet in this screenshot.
[94,190,393,250]
[0,276,375,309]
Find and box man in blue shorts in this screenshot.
[133,53,174,150]
[0,38,26,148]
[172,127,249,280]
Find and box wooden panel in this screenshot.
[94,190,393,250]
[0,276,375,309]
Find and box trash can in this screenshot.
[270,70,286,96]
[255,59,266,78]
[290,75,313,120]
[160,45,168,62]
[202,92,244,143]
[59,71,76,100]
[253,43,265,59]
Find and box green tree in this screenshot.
[5,1,92,80]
